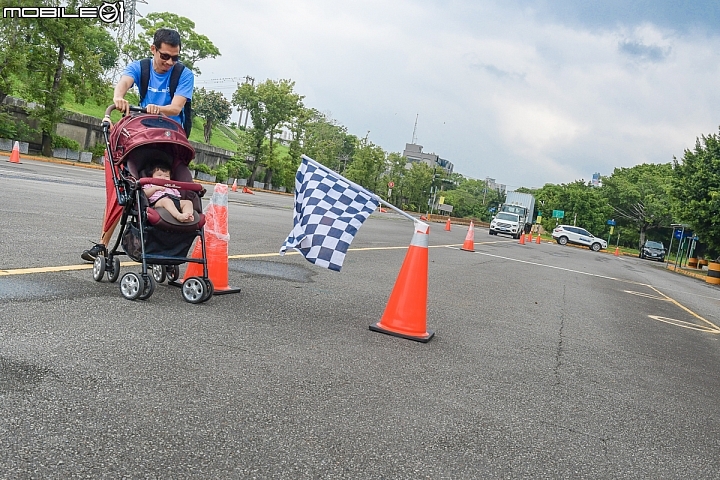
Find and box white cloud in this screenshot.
[138,0,720,188]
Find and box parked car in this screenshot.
[552,225,607,252]
[640,240,665,261]
[489,212,522,239]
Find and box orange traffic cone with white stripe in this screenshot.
[519,232,525,245]
[181,183,241,295]
[461,221,475,252]
[370,221,434,342]
[231,178,237,192]
[7,141,21,164]
[445,218,451,231]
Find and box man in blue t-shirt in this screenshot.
[82,28,195,262]
[108,28,194,127]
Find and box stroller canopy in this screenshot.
[108,113,195,167]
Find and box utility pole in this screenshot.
[411,113,418,144]
[239,75,255,129]
[110,0,147,83]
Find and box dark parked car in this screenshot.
[640,240,665,261]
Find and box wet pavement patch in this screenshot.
[0,357,50,393]
[0,277,63,300]
[229,260,314,283]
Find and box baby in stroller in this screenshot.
[142,163,195,222]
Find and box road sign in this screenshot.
[536,215,542,223]
[607,219,616,226]
[439,196,445,205]
[552,210,565,219]
[388,181,394,188]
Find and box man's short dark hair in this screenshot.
[153,28,181,49]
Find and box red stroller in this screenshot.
[92,105,214,303]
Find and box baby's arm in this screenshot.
[143,185,164,196]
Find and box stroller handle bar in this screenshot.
[104,104,147,118]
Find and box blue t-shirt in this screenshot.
[122,59,194,125]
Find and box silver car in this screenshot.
[552,225,607,252]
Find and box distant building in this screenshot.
[591,172,602,187]
[485,177,507,194]
[402,143,454,174]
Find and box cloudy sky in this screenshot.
[137,0,720,189]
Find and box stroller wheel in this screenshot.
[120,272,145,300]
[166,265,180,282]
[151,265,167,284]
[181,276,207,304]
[138,274,156,300]
[107,256,121,283]
[92,256,106,282]
[200,278,214,303]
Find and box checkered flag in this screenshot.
[280,155,380,271]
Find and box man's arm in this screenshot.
[112,75,135,115]
[155,95,186,117]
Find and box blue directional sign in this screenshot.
[606,219,616,226]
[673,228,693,239]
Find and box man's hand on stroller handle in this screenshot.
[103,104,148,130]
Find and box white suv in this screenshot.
[552,225,607,252]
[489,212,522,239]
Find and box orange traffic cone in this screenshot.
[7,141,21,164]
[614,246,620,256]
[420,215,427,221]
[445,218,451,231]
[231,178,237,192]
[370,222,434,342]
[535,233,541,244]
[182,183,241,295]
[528,233,533,243]
[519,232,525,245]
[242,185,254,195]
[461,221,475,252]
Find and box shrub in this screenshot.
[0,111,17,138]
[189,161,212,174]
[52,135,80,151]
[214,164,228,183]
[226,156,251,180]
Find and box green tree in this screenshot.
[193,87,231,143]
[672,131,720,259]
[535,181,610,236]
[402,162,434,212]
[344,135,386,193]
[601,163,674,248]
[299,109,355,172]
[124,12,220,74]
[231,78,304,185]
[8,0,118,155]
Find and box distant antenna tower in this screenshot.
[110,0,147,82]
[411,113,419,144]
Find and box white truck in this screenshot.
[489,212,523,239]
[499,192,536,234]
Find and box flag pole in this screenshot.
[302,154,423,226]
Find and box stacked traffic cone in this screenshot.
[242,185,254,194]
[182,183,241,294]
[445,218,451,231]
[461,221,475,252]
[614,246,620,256]
[231,178,238,192]
[535,233,541,244]
[7,141,21,164]
[519,233,525,245]
[370,222,434,342]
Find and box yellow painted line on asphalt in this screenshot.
[451,245,720,334]
[646,286,720,333]
[1,241,513,277]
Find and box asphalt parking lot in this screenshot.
[2,156,720,478]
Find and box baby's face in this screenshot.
[152,169,171,180]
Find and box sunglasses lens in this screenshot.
[159,52,179,62]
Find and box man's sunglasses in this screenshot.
[157,51,180,62]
